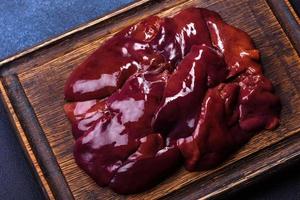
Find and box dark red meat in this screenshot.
[153,44,227,138]
[64,7,281,194]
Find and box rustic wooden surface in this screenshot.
[267,0,300,54]
[0,0,300,199]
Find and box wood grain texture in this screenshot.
[267,0,300,55]
[0,0,300,199]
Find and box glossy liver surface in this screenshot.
[64,7,280,194]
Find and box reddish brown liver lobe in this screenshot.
[64,7,211,101]
[64,7,281,194]
[153,44,227,138]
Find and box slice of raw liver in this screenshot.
[64,8,212,101]
[109,134,181,194]
[73,71,172,186]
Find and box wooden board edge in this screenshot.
[0,0,157,67]
[0,80,53,200]
[267,0,300,55]
[162,129,300,200]
[285,0,300,24]
[0,75,73,200]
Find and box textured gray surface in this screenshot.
[0,0,299,199]
[0,0,132,59]
[0,99,44,199]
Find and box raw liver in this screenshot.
[64,7,281,194]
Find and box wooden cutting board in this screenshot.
[0,0,299,199]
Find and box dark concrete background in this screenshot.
[0,1,299,199]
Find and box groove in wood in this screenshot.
[1,75,73,200]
